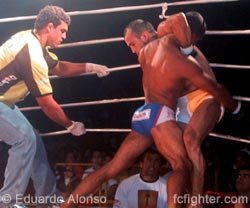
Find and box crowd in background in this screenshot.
[52,138,250,207]
[0,136,249,207]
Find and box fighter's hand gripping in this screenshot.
[86,63,110,77]
[67,121,86,136]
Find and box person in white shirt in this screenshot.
[113,148,167,208]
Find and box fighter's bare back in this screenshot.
[139,34,200,110]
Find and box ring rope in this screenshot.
[209,133,250,144]
[232,96,250,102]
[20,97,145,111]
[20,95,249,143]
[210,63,250,70]
[0,0,238,23]
[67,0,238,16]
[50,63,250,81]
[49,64,140,80]
[58,29,250,48]
[206,30,250,35]
[18,59,249,112]
[19,94,248,113]
[40,128,131,137]
[48,63,250,82]
[59,37,124,48]
[40,128,250,145]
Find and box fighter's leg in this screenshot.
[61,131,153,208]
[183,98,220,206]
[151,121,192,208]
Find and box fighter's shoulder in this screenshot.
[144,36,171,49]
[140,35,177,59]
[160,33,177,41]
[157,34,179,50]
[140,39,157,55]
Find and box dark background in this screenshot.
[0,0,250,192]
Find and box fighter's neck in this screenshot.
[139,34,158,55]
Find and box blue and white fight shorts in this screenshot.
[131,103,175,138]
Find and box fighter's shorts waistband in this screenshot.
[131,103,175,138]
[177,89,224,123]
[185,89,213,113]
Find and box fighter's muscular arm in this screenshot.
[157,12,191,47]
[194,46,216,81]
[157,14,217,82]
[174,53,237,111]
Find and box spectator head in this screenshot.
[235,165,250,195]
[90,149,103,168]
[139,148,164,182]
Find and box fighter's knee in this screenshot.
[183,127,198,147]
[174,157,192,173]
[171,154,192,172]
[155,142,165,154]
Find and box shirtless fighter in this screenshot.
[158,11,221,206]
[60,17,237,208]
[158,12,240,206]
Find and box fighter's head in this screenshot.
[185,11,207,44]
[124,19,157,55]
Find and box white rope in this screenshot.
[206,30,250,35]
[49,64,140,80]
[40,128,131,137]
[167,0,238,6]
[48,62,250,81]
[233,96,250,102]
[68,0,238,16]
[17,60,250,112]
[57,29,250,48]
[0,15,36,23]
[117,63,250,71]
[19,93,248,112]
[209,133,250,144]
[59,37,124,48]
[20,96,145,111]
[40,128,250,144]
[68,3,164,16]
[108,64,141,72]
[0,0,238,23]
[19,60,250,112]
[210,63,250,69]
